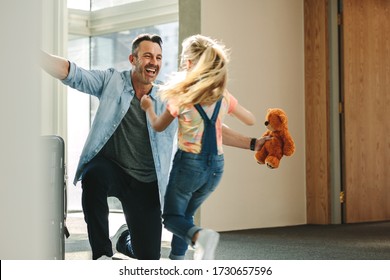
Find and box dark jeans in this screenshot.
[81,155,162,260]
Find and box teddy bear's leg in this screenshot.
[265,156,280,169]
[254,151,267,164]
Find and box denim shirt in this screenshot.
[62,62,178,204]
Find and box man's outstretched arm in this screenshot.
[40,50,70,80]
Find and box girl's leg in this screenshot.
[169,235,188,260]
[163,151,224,258]
[185,155,224,260]
[163,153,205,258]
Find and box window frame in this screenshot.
[68,0,178,36]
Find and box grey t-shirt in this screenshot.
[102,96,157,182]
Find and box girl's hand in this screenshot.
[255,136,272,151]
[140,95,152,111]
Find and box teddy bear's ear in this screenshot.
[278,112,287,125]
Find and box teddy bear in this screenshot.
[254,108,295,168]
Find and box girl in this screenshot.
[140,34,255,260]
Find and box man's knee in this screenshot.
[81,157,112,188]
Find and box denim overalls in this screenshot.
[162,100,225,259]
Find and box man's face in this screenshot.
[130,40,162,85]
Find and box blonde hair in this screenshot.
[158,34,229,107]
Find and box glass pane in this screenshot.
[67,0,90,10]
[67,37,91,211]
[91,0,144,11]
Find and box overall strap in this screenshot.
[194,99,222,155]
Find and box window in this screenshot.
[67,0,90,10]
[91,0,144,11]
[67,0,178,212]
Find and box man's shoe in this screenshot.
[97,255,112,260]
[110,224,128,255]
[193,229,220,260]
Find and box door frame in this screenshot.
[304,0,342,225]
[329,0,343,224]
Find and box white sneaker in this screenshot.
[194,229,220,260]
[110,224,128,254]
[97,255,112,260]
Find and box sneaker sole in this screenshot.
[202,231,220,260]
[110,224,128,254]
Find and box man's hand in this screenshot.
[40,50,70,80]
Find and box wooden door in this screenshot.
[304,0,331,224]
[342,0,390,223]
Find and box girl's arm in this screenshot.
[225,89,256,126]
[141,95,175,132]
[222,124,271,150]
[230,103,256,126]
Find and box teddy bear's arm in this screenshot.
[262,130,272,137]
[282,130,295,156]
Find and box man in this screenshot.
[41,33,267,260]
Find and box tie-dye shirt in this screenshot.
[166,92,238,155]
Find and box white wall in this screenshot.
[0,0,70,260]
[199,0,306,231]
[0,0,50,259]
